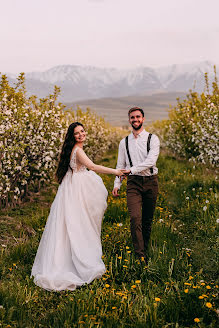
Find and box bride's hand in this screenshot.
[115,169,125,176]
[121,169,131,176]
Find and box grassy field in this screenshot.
[0,152,218,327]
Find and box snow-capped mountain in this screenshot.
[5,61,217,102]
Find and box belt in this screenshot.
[128,174,158,180]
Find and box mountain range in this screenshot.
[5,61,217,103]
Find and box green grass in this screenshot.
[0,152,218,327]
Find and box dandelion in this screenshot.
[155,297,161,302]
[186,196,189,200]
[194,318,200,323]
[126,246,129,249]
[105,284,110,288]
[205,302,212,308]
[131,285,136,289]
[135,280,141,284]
[206,285,211,289]
[184,289,189,293]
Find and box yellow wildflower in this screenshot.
[131,285,136,288]
[112,307,117,310]
[135,280,141,284]
[184,283,192,286]
[194,318,200,323]
[205,302,212,308]
[123,265,128,268]
[126,246,129,249]
[206,285,211,289]
[184,289,189,293]
[127,251,131,253]
[189,276,193,280]
[155,297,161,302]
[105,284,110,288]
[199,296,204,299]
[118,256,122,260]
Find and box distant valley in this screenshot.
[66,91,187,126]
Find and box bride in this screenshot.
[31,122,123,291]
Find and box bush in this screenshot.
[0,74,121,207]
[150,67,219,166]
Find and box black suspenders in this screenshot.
[125,133,154,175]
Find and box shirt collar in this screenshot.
[130,129,147,139]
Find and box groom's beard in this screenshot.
[131,122,143,130]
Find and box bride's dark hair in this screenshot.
[56,122,84,184]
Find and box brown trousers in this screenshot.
[126,175,158,261]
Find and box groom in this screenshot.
[112,107,160,263]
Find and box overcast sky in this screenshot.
[1,0,219,73]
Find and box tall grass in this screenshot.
[0,152,218,327]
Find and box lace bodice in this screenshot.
[69,147,86,173]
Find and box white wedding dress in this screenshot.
[31,147,108,291]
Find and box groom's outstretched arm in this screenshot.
[112,140,126,197]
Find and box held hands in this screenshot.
[115,169,131,177]
[113,169,131,197]
[121,169,131,176]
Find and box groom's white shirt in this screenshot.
[114,129,160,189]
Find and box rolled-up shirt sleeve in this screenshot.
[130,135,160,175]
[114,140,126,189]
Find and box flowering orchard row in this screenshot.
[0,74,120,207]
[148,68,219,167]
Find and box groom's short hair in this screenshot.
[128,107,144,117]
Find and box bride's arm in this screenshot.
[76,148,122,175]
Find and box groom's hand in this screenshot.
[112,187,120,197]
[121,169,131,176]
